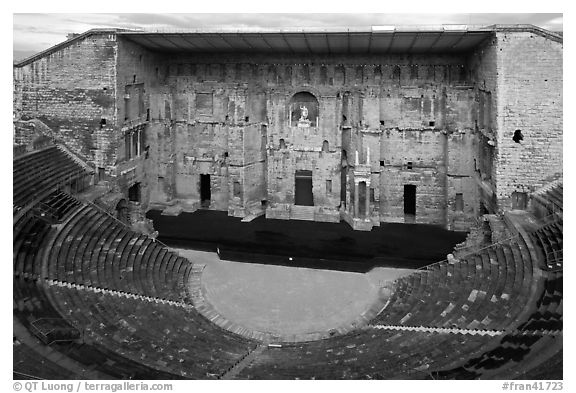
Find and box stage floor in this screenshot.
[149,209,467,271]
[175,249,414,338]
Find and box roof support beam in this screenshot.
[426,32,445,53]
[406,34,419,53]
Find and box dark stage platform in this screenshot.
[146,210,468,272]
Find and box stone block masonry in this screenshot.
[13,27,562,231]
[493,32,562,211]
[14,33,118,170]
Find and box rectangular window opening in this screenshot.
[455,193,464,212]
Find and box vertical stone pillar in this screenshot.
[365,185,370,219]
[354,181,359,218]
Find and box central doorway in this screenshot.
[295,170,313,206]
[200,174,211,208]
[404,184,416,218]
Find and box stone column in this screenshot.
[354,181,359,218]
[365,184,370,219]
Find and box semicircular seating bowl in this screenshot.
[13,149,563,380]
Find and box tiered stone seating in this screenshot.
[13,339,77,380]
[431,273,562,380]
[531,182,562,220]
[12,148,563,379]
[517,274,562,334]
[13,146,92,209]
[49,285,257,379]
[371,238,534,331]
[32,190,82,223]
[13,213,55,278]
[530,221,563,271]
[46,205,193,302]
[13,205,201,378]
[14,278,179,379]
[238,330,495,379]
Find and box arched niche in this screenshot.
[115,199,129,224]
[289,91,319,127]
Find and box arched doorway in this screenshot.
[116,199,129,224]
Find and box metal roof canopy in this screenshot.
[118,26,495,54]
[14,25,561,67]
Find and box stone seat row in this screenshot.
[530,221,563,270]
[13,339,77,380]
[237,329,495,379]
[46,204,193,302]
[13,234,194,379]
[13,146,92,209]
[433,274,563,380]
[431,332,555,380]
[32,190,82,222]
[49,284,257,379]
[532,183,563,217]
[13,214,52,278]
[371,238,534,331]
[517,273,562,333]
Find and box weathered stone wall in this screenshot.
[14,30,561,231]
[13,33,118,168]
[114,37,165,210]
[493,32,563,211]
[143,52,483,226]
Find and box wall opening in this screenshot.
[97,167,105,183]
[295,170,313,206]
[326,180,332,194]
[115,199,129,224]
[341,91,351,126]
[455,193,464,211]
[513,129,524,143]
[407,161,413,169]
[512,191,528,210]
[404,184,416,216]
[200,174,211,207]
[233,181,241,198]
[128,183,141,203]
[322,140,329,153]
[279,139,286,149]
[358,181,367,218]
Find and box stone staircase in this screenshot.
[219,344,268,380]
[289,205,315,221]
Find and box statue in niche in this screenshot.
[297,104,311,128]
[299,105,309,121]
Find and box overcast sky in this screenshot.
[13,13,563,61]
